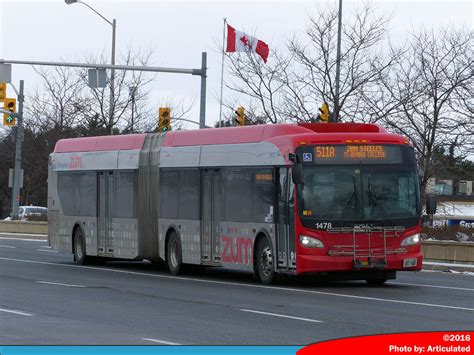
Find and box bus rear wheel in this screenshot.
[167,232,182,275]
[256,237,274,285]
[73,227,88,265]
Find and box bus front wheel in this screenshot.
[167,232,182,275]
[256,237,274,285]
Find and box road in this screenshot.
[1,234,473,345]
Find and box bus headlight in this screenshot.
[299,235,324,248]
[401,233,421,246]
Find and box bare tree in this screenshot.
[225,48,292,123]
[27,66,87,132]
[79,47,156,134]
[224,3,396,123]
[379,27,473,194]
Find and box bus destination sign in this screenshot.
[298,144,409,164]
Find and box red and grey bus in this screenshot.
[48,122,423,285]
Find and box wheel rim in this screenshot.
[170,238,178,268]
[259,244,273,277]
[75,232,83,260]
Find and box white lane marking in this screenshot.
[141,338,180,345]
[1,256,473,312]
[37,249,58,253]
[389,282,474,292]
[0,245,16,249]
[39,246,52,249]
[0,237,46,242]
[36,281,86,288]
[0,308,33,317]
[241,309,323,323]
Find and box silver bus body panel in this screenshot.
[48,132,287,275]
[159,141,286,168]
[158,219,201,265]
[219,222,275,271]
[111,217,139,259]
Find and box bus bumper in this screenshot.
[296,251,423,274]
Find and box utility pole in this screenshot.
[11,80,25,220]
[199,52,207,129]
[334,0,343,122]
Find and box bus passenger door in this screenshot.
[201,169,221,264]
[277,168,296,270]
[98,171,114,256]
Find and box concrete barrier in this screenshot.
[422,240,474,263]
[0,220,48,235]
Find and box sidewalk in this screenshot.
[422,260,474,274]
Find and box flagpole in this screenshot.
[218,17,227,128]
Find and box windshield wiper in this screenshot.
[342,176,358,216]
[367,174,389,220]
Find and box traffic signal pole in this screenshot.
[0,56,208,129]
[11,80,24,220]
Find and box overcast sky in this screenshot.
[0,0,472,131]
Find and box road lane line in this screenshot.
[241,309,323,323]
[0,308,33,317]
[0,237,46,242]
[36,281,86,288]
[389,282,474,292]
[0,245,16,249]
[1,256,473,312]
[37,249,58,253]
[39,246,52,249]
[141,338,180,345]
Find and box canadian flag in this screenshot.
[226,24,270,63]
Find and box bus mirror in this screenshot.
[292,164,303,185]
[425,194,437,215]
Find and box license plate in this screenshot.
[403,258,417,268]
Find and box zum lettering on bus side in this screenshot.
[221,236,253,265]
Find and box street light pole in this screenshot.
[110,18,116,135]
[65,0,116,134]
[334,0,343,122]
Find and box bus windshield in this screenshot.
[298,165,420,223]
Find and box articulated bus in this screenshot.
[48,123,423,285]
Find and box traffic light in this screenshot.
[0,82,6,101]
[235,106,245,126]
[3,98,16,126]
[319,102,330,122]
[158,107,171,132]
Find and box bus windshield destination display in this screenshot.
[300,144,410,164]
